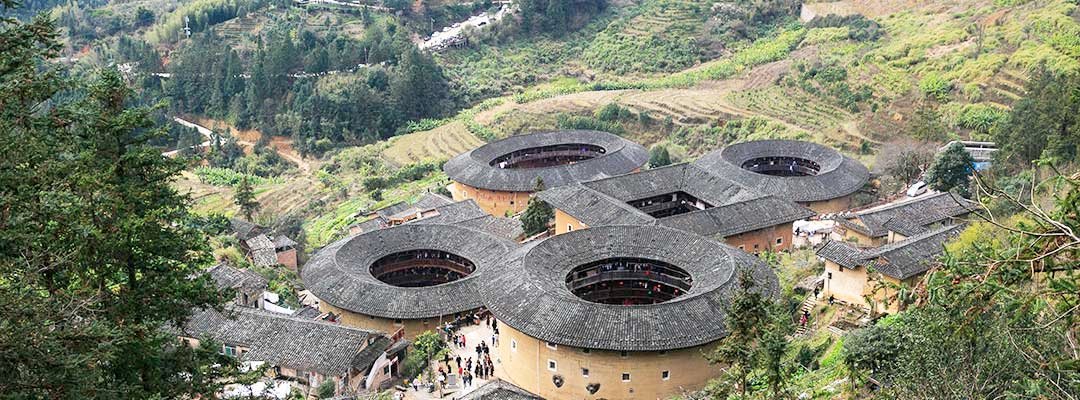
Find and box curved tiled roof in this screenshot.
[302,224,518,319]
[694,140,869,203]
[444,130,649,192]
[480,225,779,351]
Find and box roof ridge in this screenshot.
[865,224,962,257]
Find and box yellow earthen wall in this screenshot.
[449,182,532,217]
[802,195,855,214]
[496,323,719,400]
[554,209,589,235]
[723,223,794,253]
[321,302,455,341]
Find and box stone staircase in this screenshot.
[793,294,818,337]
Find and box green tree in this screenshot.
[648,145,672,168]
[925,142,975,196]
[521,178,554,236]
[0,6,235,396]
[843,175,1080,399]
[234,175,260,220]
[390,49,449,122]
[707,272,787,398]
[909,104,948,142]
[994,67,1080,167]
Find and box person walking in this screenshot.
[456,355,462,369]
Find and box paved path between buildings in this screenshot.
[404,322,505,400]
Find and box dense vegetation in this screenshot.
[0,4,244,396]
[163,19,451,155]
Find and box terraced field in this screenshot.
[381,120,485,166]
[620,1,701,37]
[726,86,851,132]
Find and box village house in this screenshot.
[176,306,396,398]
[231,219,300,270]
[443,130,648,216]
[460,380,543,400]
[832,192,979,246]
[206,263,269,308]
[537,163,815,253]
[816,225,963,314]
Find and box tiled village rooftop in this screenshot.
[350,194,523,240]
[480,225,779,351]
[538,163,815,240]
[834,192,979,239]
[207,263,268,292]
[460,380,543,400]
[179,306,390,377]
[817,225,964,280]
[444,130,649,192]
[302,224,519,319]
[693,140,870,203]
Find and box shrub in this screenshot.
[919,73,953,101]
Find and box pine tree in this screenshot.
[234,175,260,220]
[0,8,238,395]
[926,142,975,196]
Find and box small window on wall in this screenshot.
[510,201,515,206]
[754,244,760,250]
[511,339,518,351]
[662,370,670,380]
[619,351,628,358]
[546,341,558,350]
[581,348,591,354]
[738,245,745,250]
[223,345,237,357]
[581,368,590,378]
[547,360,557,371]
[776,237,783,245]
[621,373,631,382]
[567,225,573,232]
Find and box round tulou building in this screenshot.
[481,225,780,400]
[302,224,517,340]
[693,140,870,214]
[444,130,649,216]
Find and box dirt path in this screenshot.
[183,116,313,173]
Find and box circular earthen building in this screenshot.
[481,225,779,400]
[444,130,648,216]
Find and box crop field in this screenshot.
[381,120,484,166]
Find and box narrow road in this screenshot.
[171,117,312,173]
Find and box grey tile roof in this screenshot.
[231,218,268,241]
[835,192,979,238]
[180,306,389,377]
[381,193,455,220]
[352,198,522,240]
[272,235,298,249]
[537,164,814,238]
[207,264,268,291]
[815,240,866,269]
[247,235,280,267]
[480,225,780,351]
[816,225,962,280]
[693,140,870,203]
[302,224,519,319]
[444,130,648,192]
[864,225,963,280]
[460,380,542,400]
